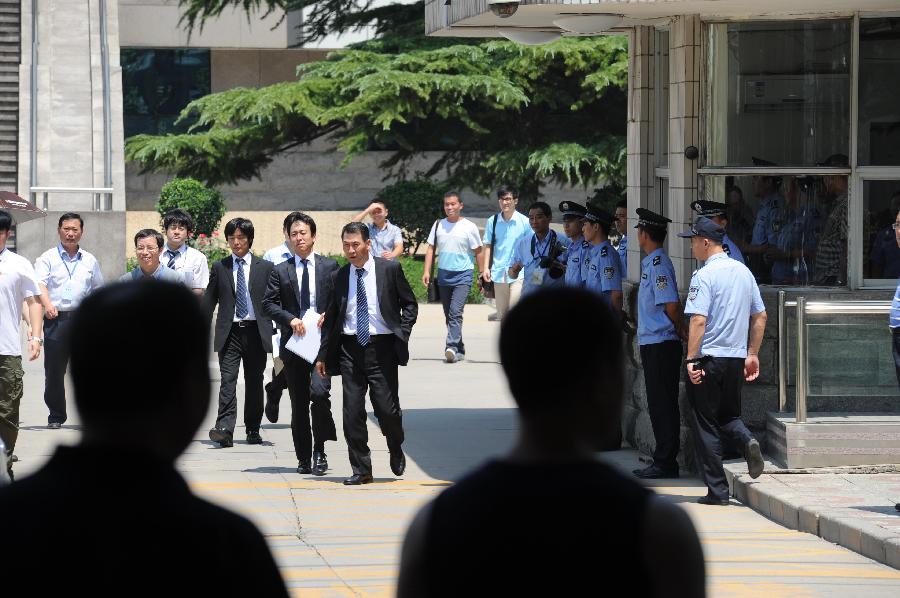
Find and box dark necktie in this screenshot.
[300,258,310,316]
[235,257,249,319]
[356,268,370,346]
[166,250,178,269]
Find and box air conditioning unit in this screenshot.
[740,74,848,112]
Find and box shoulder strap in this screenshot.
[488,212,499,270]
[430,220,440,278]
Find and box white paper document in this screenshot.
[284,310,322,364]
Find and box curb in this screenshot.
[725,466,900,569]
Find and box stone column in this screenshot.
[626,25,655,281]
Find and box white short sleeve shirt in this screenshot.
[0,248,40,357]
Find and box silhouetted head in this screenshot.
[499,288,623,450]
[68,281,210,461]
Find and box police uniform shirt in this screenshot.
[512,230,568,296]
[721,233,745,265]
[368,220,403,260]
[637,249,679,346]
[684,252,765,358]
[0,248,40,357]
[483,210,531,283]
[585,241,623,297]
[752,193,783,246]
[771,207,819,285]
[263,242,293,266]
[563,236,590,287]
[162,243,210,290]
[617,234,628,279]
[34,244,104,312]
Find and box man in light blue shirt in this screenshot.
[508,202,568,297]
[352,199,404,260]
[582,205,623,318]
[559,201,589,288]
[34,212,104,429]
[120,230,184,283]
[633,208,685,480]
[679,217,767,505]
[483,185,531,321]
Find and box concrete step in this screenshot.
[767,412,900,468]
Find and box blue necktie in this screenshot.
[300,258,310,316]
[235,257,249,319]
[356,268,370,346]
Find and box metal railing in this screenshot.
[777,290,892,423]
[29,187,114,212]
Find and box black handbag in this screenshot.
[477,211,498,299]
[427,220,441,303]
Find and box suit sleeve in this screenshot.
[395,263,418,338]
[317,269,341,364]
[203,262,220,322]
[262,267,295,328]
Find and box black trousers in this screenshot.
[216,323,266,434]
[43,313,73,425]
[340,334,405,476]
[283,354,337,463]
[686,356,754,500]
[640,340,683,470]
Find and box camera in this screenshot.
[488,0,520,18]
[540,239,567,279]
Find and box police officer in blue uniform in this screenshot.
[559,201,590,287]
[632,209,686,479]
[582,205,624,317]
[614,199,628,279]
[690,200,745,264]
[679,217,767,505]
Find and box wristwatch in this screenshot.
[28,337,44,346]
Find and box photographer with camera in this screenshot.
[582,205,624,318]
[508,202,568,297]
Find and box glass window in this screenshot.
[863,179,900,281]
[701,174,848,286]
[859,18,900,166]
[121,49,211,137]
[655,30,669,168]
[707,20,851,167]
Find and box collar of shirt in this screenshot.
[144,264,165,279]
[352,254,375,278]
[57,243,83,261]
[641,247,665,267]
[164,243,188,257]
[706,251,729,265]
[0,246,8,261]
[231,253,250,268]
[372,220,391,232]
[294,252,316,268]
[280,242,292,259]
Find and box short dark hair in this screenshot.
[528,202,552,218]
[58,212,84,229]
[370,198,388,210]
[497,185,518,200]
[500,288,623,416]
[640,225,667,245]
[284,211,317,236]
[0,210,12,233]
[615,199,627,210]
[224,218,255,248]
[69,281,209,425]
[134,229,164,249]
[342,221,370,242]
[163,209,194,233]
[444,191,461,202]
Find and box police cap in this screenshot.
[690,200,727,218]
[634,208,670,230]
[558,201,587,219]
[677,216,725,243]
[583,204,613,227]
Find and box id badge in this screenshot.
[61,283,75,301]
[530,268,545,286]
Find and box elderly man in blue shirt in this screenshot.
[120,230,184,283]
[482,185,531,321]
[35,212,104,429]
[508,202,568,297]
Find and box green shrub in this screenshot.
[156,177,226,238]
[376,178,447,253]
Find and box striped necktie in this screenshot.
[356,268,370,346]
[166,250,178,269]
[235,258,249,319]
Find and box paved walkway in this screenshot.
[10,304,900,596]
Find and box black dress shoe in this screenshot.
[632,464,679,479]
[697,494,729,506]
[264,384,280,423]
[246,430,262,445]
[208,428,234,448]
[343,473,373,485]
[297,460,312,474]
[47,422,61,430]
[745,438,764,479]
[312,451,328,476]
[389,449,406,477]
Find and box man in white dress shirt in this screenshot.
[161,209,210,294]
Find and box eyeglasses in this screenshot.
[892,223,900,230]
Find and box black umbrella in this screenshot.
[0,191,46,224]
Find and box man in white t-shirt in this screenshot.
[422,192,484,363]
[0,210,43,479]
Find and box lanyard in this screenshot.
[530,231,555,261]
[58,248,80,280]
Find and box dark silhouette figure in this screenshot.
[397,288,705,598]
[0,281,289,596]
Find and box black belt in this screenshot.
[233,320,256,328]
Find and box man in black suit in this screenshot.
[205,218,274,448]
[262,212,339,475]
[315,222,418,485]
[0,281,289,596]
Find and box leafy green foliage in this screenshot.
[376,178,447,253]
[156,177,227,237]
